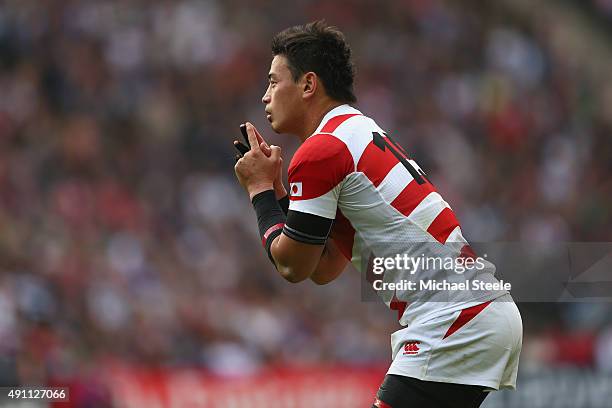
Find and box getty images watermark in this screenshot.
[370,253,512,292]
[361,242,612,303]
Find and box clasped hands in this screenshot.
[233,122,287,201]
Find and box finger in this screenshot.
[246,122,271,156]
[260,141,271,156]
[234,140,250,155]
[253,126,269,149]
[270,145,281,161]
[239,124,251,148]
[245,122,261,152]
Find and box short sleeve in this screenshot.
[287,134,354,219]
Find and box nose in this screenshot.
[262,88,271,105]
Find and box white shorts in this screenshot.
[387,294,523,390]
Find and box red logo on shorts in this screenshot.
[403,341,420,355]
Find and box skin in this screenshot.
[234,55,348,284]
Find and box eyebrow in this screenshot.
[268,73,277,80]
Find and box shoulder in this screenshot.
[289,133,354,177]
[288,108,385,179]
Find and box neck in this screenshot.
[296,99,344,142]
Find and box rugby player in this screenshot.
[233,21,522,408]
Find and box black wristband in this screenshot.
[278,195,289,215]
[252,190,287,264]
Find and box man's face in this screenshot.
[262,55,304,134]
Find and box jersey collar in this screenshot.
[312,104,362,136]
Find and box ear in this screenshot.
[301,72,318,100]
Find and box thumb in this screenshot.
[270,145,282,161]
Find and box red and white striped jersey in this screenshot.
[287,105,506,326]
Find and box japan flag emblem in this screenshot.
[290,182,302,197]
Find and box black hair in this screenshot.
[271,20,357,103]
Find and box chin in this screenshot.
[269,121,283,134]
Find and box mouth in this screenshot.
[265,111,272,122]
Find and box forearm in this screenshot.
[270,234,322,283]
[251,190,286,265]
[310,238,348,285]
[250,190,332,284]
[249,191,319,283]
[274,180,287,201]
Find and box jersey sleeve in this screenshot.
[283,134,354,245]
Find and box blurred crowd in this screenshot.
[0,0,611,392]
